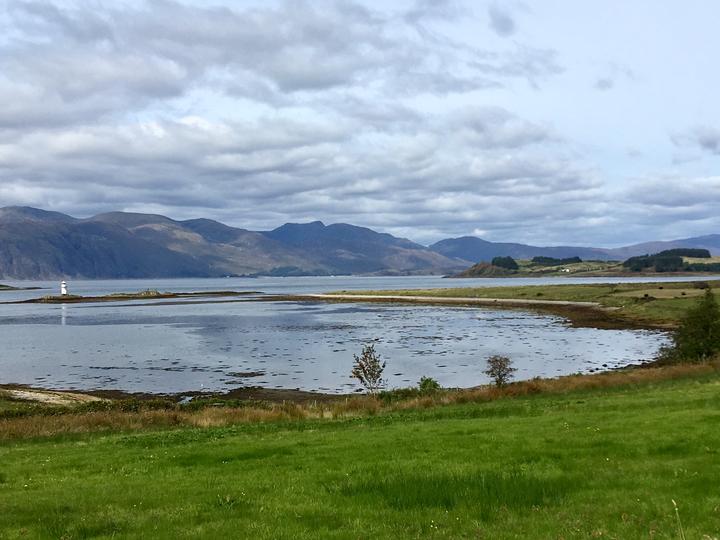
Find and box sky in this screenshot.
[1,0,719,247]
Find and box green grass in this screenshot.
[2,374,720,538]
[332,281,720,326]
[0,391,49,415]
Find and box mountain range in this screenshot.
[0,206,718,279]
[429,235,720,263]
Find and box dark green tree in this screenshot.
[491,256,519,270]
[659,288,720,363]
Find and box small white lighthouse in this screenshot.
[60,280,68,296]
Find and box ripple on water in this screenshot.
[0,299,670,394]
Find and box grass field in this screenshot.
[1,368,720,538]
[331,281,720,327]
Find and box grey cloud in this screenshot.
[405,0,463,24]
[11,1,114,43]
[625,176,720,208]
[6,1,705,247]
[593,64,635,92]
[471,45,563,88]
[451,106,554,149]
[488,4,515,37]
[674,126,720,154]
[594,78,614,91]
[0,100,603,242]
[1,0,565,131]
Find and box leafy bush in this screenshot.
[351,343,386,394]
[623,254,684,272]
[484,355,517,387]
[658,248,711,258]
[685,262,720,272]
[623,248,712,273]
[417,376,441,394]
[491,256,519,270]
[657,288,720,364]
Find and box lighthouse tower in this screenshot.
[60,280,68,296]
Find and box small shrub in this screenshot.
[351,343,386,395]
[484,355,517,387]
[418,376,441,394]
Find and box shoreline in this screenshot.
[261,293,668,330]
[0,382,351,405]
[4,290,260,304]
[448,270,720,279]
[1,356,657,406]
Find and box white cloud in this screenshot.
[0,0,718,246]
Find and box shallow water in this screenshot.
[0,276,677,394]
[3,273,720,301]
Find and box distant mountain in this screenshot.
[0,206,78,224]
[2,205,718,280]
[0,208,212,279]
[604,235,720,260]
[431,234,720,264]
[86,212,321,277]
[0,207,465,279]
[263,221,463,274]
[430,236,612,262]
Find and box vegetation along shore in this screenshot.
[325,280,720,329]
[452,249,720,278]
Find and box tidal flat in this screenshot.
[0,278,678,396]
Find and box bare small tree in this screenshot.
[351,343,386,394]
[484,355,516,387]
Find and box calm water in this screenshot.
[0,275,701,394]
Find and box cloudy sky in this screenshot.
[1,0,719,246]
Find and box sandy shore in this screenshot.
[304,293,605,308]
[1,386,106,406]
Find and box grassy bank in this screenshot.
[329,281,720,327]
[1,364,720,538]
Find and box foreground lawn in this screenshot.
[1,374,720,538]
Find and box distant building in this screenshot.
[60,280,68,296]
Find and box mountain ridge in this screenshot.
[431,234,720,262]
[0,207,466,279]
[0,206,718,279]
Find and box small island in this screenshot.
[15,289,259,304]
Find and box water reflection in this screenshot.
[0,298,669,394]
